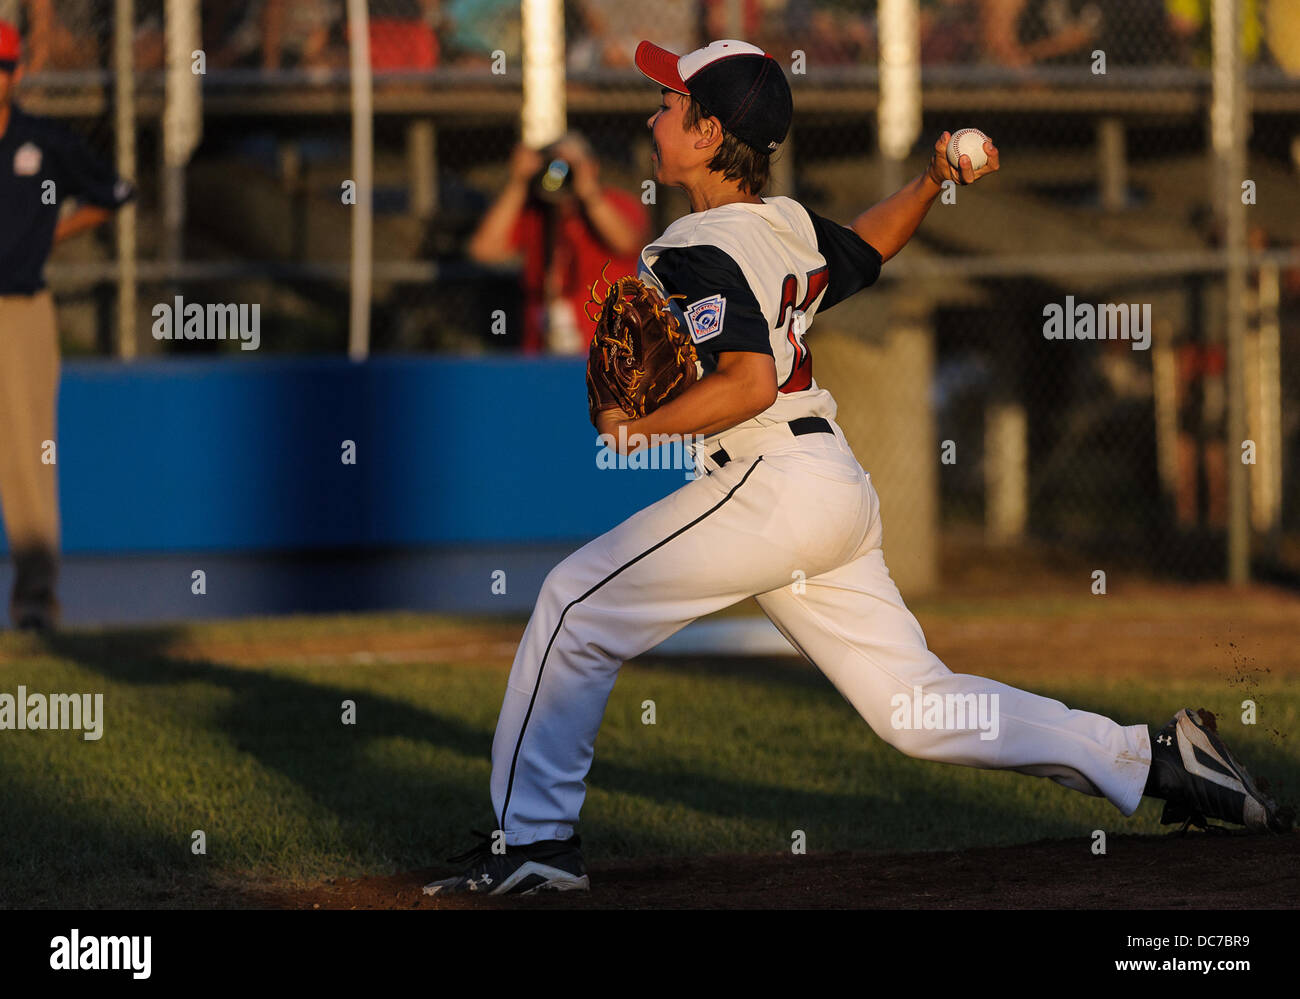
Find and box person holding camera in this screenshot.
[467,133,650,354]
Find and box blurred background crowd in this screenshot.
[11,0,1300,75]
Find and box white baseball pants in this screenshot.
[490,422,1152,845]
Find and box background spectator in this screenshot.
[567,0,698,71]
[203,0,271,71]
[368,0,440,72]
[1266,0,1300,74]
[467,134,650,354]
[980,0,1101,68]
[262,0,344,73]
[24,0,165,72]
[1166,0,1263,68]
[441,0,520,68]
[921,0,982,65]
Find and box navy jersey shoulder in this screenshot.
[649,244,773,359]
[642,200,883,375]
[802,206,883,311]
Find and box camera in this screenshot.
[532,149,574,203]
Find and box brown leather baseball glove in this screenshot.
[585,267,699,428]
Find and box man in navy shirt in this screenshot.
[0,20,134,631]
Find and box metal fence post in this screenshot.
[877,0,920,198]
[346,0,373,361]
[164,0,202,281]
[522,0,566,149]
[114,0,137,360]
[1212,0,1250,584]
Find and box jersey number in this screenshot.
[775,266,829,393]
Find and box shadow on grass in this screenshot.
[10,627,1278,907]
[0,777,227,909]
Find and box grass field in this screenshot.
[0,586,1296,909]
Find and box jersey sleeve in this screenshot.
[805,208,883,311]
[50,126,135,210]
[649,245,772,357]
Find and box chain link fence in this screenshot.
[9,0,1300,582]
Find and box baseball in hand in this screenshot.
[946,128,991,172]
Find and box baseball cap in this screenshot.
[0,20,20,71]
[635,39,792,155]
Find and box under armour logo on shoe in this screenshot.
[1157,734,1173,746]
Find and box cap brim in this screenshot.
[635,40,688,94]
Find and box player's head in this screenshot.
[0,20,21,104]
[636,39,792,196]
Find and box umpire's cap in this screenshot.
[0,20,19,72]
[635,39,792,155]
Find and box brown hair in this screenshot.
[682,95,772,196]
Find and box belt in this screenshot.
[709,416,833,469]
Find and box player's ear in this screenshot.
[696,115,723,151]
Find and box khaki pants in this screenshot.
[0,290,61,626]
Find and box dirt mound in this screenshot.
[244,832,1298,910]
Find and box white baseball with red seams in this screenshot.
[947,128,991,172]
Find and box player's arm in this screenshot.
[600,351,777,450]
[467,144,542,263]
[53,205,113,244]
[848,131,999,262]
[49,130,136,245]
[595,245,776,451]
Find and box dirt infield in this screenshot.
[120,580,1300,685]
[244,832,1298,909]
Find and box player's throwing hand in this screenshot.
[927,130,1000,186]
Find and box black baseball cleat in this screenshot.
[1145,708,1292,833]
[422,831,590,896]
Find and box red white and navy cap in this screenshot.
[0,20,20,70]
[635,38,792,155]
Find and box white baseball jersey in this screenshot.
[636,195,883,444]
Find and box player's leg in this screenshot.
[0,291,62,630]
[754,472,1151,816]
[490,449,871,846]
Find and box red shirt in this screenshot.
[509,188,648,353]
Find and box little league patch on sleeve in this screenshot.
[684,294,726,343]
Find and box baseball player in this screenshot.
[0,20,135,631]
[425,38,1287,896]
